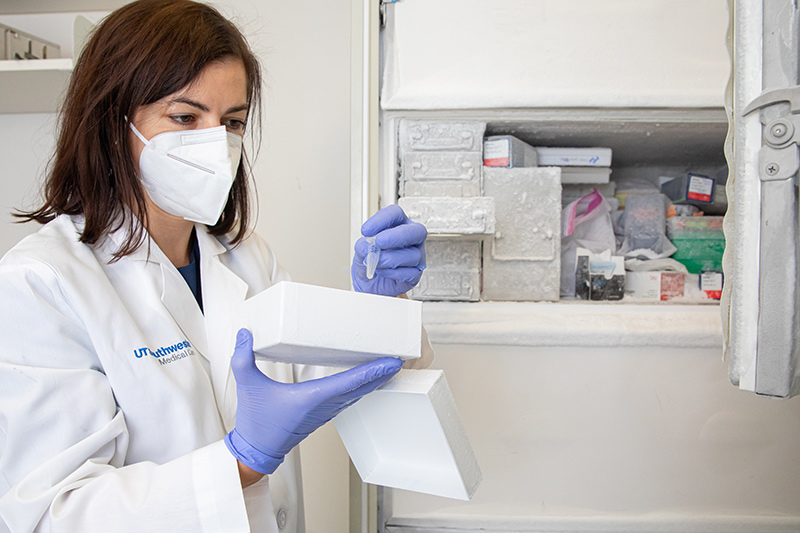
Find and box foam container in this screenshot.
[399,196,495,234]
[481,167,562,301]
[335,369,482,501]
[235,281,422,366]
[409,238,482,301]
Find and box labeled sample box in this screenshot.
[399,196,496,235]
[481,167,562,301]
[409,238,482,302]
[536,146,612,167]
[335,369,482,501]
[483,135,538,168]
[625,271,686,301]
[235,281,421,366]
[661,173,716,205]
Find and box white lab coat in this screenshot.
[0,214,311,533]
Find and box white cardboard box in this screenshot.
[625,271,686,301]
[235,281,422,366]
[536,146,612,167]
[335,369,482,501]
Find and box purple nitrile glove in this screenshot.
[224,329,402,474]
[351,204,427,297]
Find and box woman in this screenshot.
[0,1,427,531]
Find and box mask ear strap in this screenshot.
[128,121,151,147]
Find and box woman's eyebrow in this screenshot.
[167,97,248,115]
[168,96,209,112]
[226,104,249,114]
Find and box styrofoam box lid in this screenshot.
[235,281,422,366]
[334,369,482,501]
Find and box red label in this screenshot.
[660,273,685,301]
[687,191,712,202]
[484,157,510,167]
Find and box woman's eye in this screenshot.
[170,114,194,126]
[225,119,246,132]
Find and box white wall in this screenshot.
[0,2,353,532]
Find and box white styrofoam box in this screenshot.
[560,166,611,184]
[235,281,422,366]
[398,196,495,234]
[536,146,612,167]
[481,167,562,301]
[334,369,482,501]
[483,135,539,168]
[398,120,486,153]
[409,238,482,301]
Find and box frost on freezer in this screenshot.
[481,167,562,302]
[397,196,495,235]
[408,239,482,302]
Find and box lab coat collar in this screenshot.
[100,212,228,265]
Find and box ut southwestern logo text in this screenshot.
[134,341,194,366]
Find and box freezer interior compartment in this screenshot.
[387,112,727,304]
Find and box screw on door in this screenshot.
[766,163,780,176]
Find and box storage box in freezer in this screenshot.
[335,369,482,501]
[481,167,562,301]
[234,281,422,366]
[483,135,539,168]
[666,216,725,274]
[400,151,482,197]
[399,196,495,235]
[536,146,612,167]
[409,238,482,302]
[625,271,686,301]
[398,120,486,153]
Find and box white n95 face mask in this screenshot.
[129,122,243,225]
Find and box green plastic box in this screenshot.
[667,217,725,274]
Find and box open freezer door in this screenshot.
[724,0,800,398]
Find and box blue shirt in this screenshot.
[176,229,203,313]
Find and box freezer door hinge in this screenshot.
[744,85,800,181]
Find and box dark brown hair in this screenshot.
[16,0,261,258]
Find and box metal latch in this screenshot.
[744,86,800,181]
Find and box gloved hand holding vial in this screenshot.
[352,204,427,297]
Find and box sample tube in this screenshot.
[365,236,381,280]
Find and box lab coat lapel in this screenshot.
[156,244,210,359]
[104,216,210,359]
[196,227,249,430]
